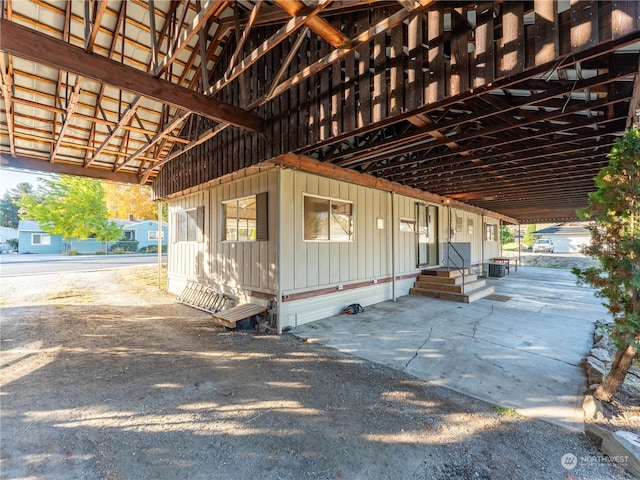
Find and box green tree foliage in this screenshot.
[500,226,514,245]
[573,128,640,402]
[0,182,35,228]
[522,224,537,248]
[17,175,122,243]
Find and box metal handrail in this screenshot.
[447,242,465,293]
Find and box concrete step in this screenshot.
[417,274,478,285]
[420,267,471,278]
[413,279,487,295]
[409,285,495,303]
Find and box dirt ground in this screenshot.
[0,265,634,480]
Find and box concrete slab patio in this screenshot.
[293,266,607,432]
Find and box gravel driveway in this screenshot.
[0,266,632,479]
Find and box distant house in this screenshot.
[0,226,18,252]
[121,220,167,251]
[17,219,167,254]
[532,223,592,254]
[17,220,65,254]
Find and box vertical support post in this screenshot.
[391,192,396,302]
[157,201,163,289]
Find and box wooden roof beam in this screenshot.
[0,19,264,133]
[1,153,140,184]
[85,0,109,53]
[50,75,83,163]
[250,0,435,109]
[0,54,16,156]
[205,1,332,98]
[273,0,350,49]
[153,0,221,77]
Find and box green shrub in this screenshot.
[109,240,139,253]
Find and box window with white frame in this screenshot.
[485,223,497,241]
[148,230,164,241]
[303,194,353,242]
[399,218,416,232]
[222,193,268,242]
[32,233,51,245]
[173,207,204,243]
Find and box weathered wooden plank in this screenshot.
[319,35,331,141]
[372,8,387,123]
[288,33,298,154]
[450,7,469,96]
[331,54,341,138]
[273,31,284,156]
[212,303,267,327]
[570,0,598,52]
[498,2,525,77]
[406,13,423,110]
[297,31,309,150]
[309,35,319,146]
[611,0,639,39]
[427,5,444,103]
[343,19,357,133]
[389,21,404,115]
[357,12,371,129]
[534,0,559,66]
[474,2,495,87]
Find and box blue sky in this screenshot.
[0,167,56,196]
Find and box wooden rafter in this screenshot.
[0,18,264,133]
[50,75,83,163]
[273,0,350,49]
[205,0,333,98]
[117,111,191,173]
[0,54,15,156]
[153,0,222,78]
[250,1,435,108]
[85,0,109,53]
[86,96,143,166]
[1,153,139,184]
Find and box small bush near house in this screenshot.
[138,245,167,254]
[109,240,139,253]
[6,238,18,252]
[66,249,80,256]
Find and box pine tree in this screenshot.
[573,128,640,402]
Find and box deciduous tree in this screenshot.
[103,182,160,221]
[522,224,537,249]
[17,176,122,246]
[573,128,640,402]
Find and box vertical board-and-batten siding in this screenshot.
[167,170,278,302]
[279,169,398,294]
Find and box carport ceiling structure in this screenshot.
[1,0,639,223]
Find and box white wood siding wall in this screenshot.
[395,195,419,274]
[167,191,207,292]
[280,169,402,293]
[167,167,503,329]
[438,207,500,265]
[167,170,278,302]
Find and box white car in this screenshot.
[533,238,554,253]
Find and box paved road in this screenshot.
[0,254,166,277]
